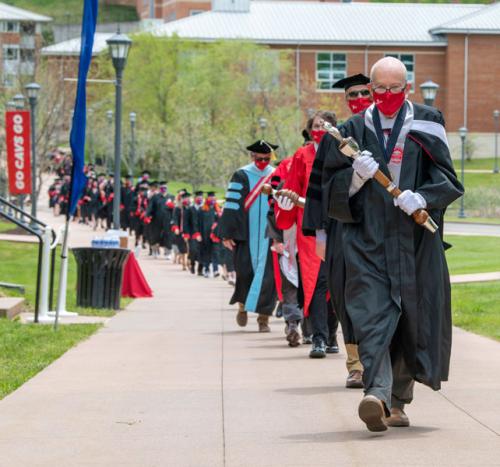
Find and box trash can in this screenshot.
[72,248,130,309]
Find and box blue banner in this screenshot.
[68,0,99,217]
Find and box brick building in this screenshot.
[0,2,51,89]
[151,0,500,156]
[42,1,500,156]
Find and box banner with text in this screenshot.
[6,110,32,195]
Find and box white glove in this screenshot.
[352,150,379,180]
[276,195,294,211]
[395,190,427,216]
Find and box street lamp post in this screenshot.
[25,83,41,223]
[88,108,95,165]
[258,117,267,138]
[106,109,113,172]
[129,112,136,177]
[458,127,468,219]
[493,110,499,174]
[107,31,132,230]
[420,80,439,107]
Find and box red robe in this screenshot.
[275,143,320,317]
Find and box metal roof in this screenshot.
[41,33,113,56]
[0,1,51,22]
[151,1,484,46]
[430,2,500,34]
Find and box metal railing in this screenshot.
[0,196,56,322]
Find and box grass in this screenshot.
[4,0,138,23]
[0,319,101,399]
[445,235,500,275]
[167,181,226,200]
[452,283,500,342]
[0,240,131,317]
[0,220,14,233]
[453,158,499,171]
[445,216,500,225]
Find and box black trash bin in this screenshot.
[72,248,130,309]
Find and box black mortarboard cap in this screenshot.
[195,191,204,196]
[207,191,216,197]
[141,170,151,175]
[182,191,191,198]
[150,180,158,186]
[246,140,279,154]
[332,73,370,90]
[159,180,167,186]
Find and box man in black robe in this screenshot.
[146,181,169,258]
[319,57,463,432]
[198,191,220,277]
[304,73,373,388]
[218,140,278,333]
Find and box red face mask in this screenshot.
[195,196,203,204]
[374,91,406,117]
[311,129,327,144]
[182,199,190,206]
[208,198,216,206]
[348,97,372,114]
[255,160,270,171]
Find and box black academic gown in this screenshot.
[322,102,464,391]
[218,164,277,316]
[198,205,218,265]
[146,193,167,246]
[303,131,357,345]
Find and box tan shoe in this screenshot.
[387,407,410,427]
[257,314,271,333]
[346,370,364,389]
[358,395,388,432]
[236,303,248,327]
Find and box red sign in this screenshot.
[6,110,31,195]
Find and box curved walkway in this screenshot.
[0,252,499,466]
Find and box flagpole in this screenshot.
[54,220,70,330]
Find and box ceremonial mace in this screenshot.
[323,122,438,234]
[261,185,306,209]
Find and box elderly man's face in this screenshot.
[369,67,411,98]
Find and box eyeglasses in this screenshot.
[371,83,407,95]
[347,89,371,99]
[255,157,271,162]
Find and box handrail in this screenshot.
[0,196,58,322]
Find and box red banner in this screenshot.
[6,110,32,195]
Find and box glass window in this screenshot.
[316,52,346,90]
[4,46,19,61]
[385,53,415,89]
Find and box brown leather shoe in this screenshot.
[257,314,271,333]
[286,324,301,347]
[358,395,388,432]
[346,370,364,389]
[387,408,410,427]
[236,303,248,327]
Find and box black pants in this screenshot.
[309,262,338,344]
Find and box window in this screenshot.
[20,49,35,62]
[0,21,19,33]
[3,73,15,88]
[385,53,415,90]
[316,52,347,90]
[3,45,19,61]
[21,22,35,36]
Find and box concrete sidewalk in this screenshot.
[0,254,499,466]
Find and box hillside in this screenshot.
[2,0,139,23]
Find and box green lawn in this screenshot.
[452,283,500,342]
[0,220,14,233]
[446,216,500,225]
[0,240,131,317]
[4,0,138,23]
[0,319,101,399]
[167,181,226,200]
[453,158,499,171]
[445,235,500,275]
